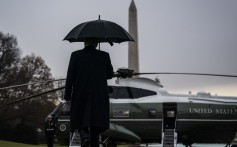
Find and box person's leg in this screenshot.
[90,127,101,147]
[45,130,54,147]
[79,128,90,147]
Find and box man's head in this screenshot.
[84,38,99,48]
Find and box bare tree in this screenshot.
[0,32,21,87]
[15,54,57,126]
[0,32,58,144]
[0,32,22,132]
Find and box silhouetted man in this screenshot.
[64,38,114,147]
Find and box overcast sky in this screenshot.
[1,0,237,96]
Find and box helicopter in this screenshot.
[2,68,237,147]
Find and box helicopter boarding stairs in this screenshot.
[162,129,177,147]
[69,130,81,147]
[69,131,104,147]
[161,103,178,147]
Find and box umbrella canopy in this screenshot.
[64,17,135,45]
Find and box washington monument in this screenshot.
[128,0,139,73]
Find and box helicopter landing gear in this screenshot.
[101,136,117,147]
[225,142,237,147]
[182,142,192,147]
[225,143,231,147]
[225,143,237,147]
[102,142,117,147]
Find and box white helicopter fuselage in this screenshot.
[109,77,237,144]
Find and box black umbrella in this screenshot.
[63,16,135,46]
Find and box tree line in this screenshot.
[0,32,60,144]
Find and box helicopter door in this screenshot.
[163,103,177,129]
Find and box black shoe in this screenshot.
[81,138,90,147]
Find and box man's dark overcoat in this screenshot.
[64,46,113,131]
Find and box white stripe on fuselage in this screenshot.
[110,119,162,121]
[177,119,237,122]
[110,95,237,105]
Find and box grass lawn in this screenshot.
[0,140,129,147]
[0,140,66,147]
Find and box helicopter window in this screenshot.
[109,86,157,99]
[113,108,130,117]
[60,103,70,116]
[166,111,175,117]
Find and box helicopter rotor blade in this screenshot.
[0,86,65,108]
[0,78,66,90]
[133,72,237,78]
